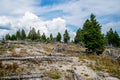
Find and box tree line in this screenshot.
[5,28,69,43]
[5,14,120,54]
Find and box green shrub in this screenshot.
[49,73,61,79]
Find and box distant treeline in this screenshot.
[4,14,120,54]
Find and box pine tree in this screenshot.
[41,33,46,42]
[21,29,26,40]
[74,28,83,44]
[114,31,120,47]
[83,14,105,54]
[63,29,70,43]
[16,29,21,40]
[36,30,41,40]
[56,32,62,42]
[106,28,120,47]
[11,34,16,40]
[28,27,37,40]
[5,34,11,40]
[50,33,53,42]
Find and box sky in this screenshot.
[0,0,120,40]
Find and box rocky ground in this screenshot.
[0,41,120,80]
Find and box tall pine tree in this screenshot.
[74,28,83,44]
[63,29,70,43]
[50,33,53,42]
[41,33,46,42]
[56,32,62,42]
[106,28,120,47]
[21,29,26,40]
[5,34,11,40]
[83,14,105,54]
[28,27,37,40]
[36,30,41,40]
[16,29,21,40]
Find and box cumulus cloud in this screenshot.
[0,12,73,39]
[0,0,39,16]
[102,21,120,34]
[39,0,120,26]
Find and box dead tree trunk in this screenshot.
[72,70,79,80]
[0,73,45,80]
[0,55,72,61]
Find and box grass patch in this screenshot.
[81,54,120,79]
[86,78,93,80]
[84,73,89,77]
[0,62,19,77]
[66,69,72,73]
[48,69,61,79]
[49,73,61,79]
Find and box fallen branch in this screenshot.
[0,73,45,80]
[72,70,79,80]
[0,55,72,61]
[54,47,85,53]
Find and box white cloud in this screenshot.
[0,0,38,16]
[0,16,10,25]
[102,21,120,34]
[0,12,75,39]
[41,0,120,27]
[0,29,9,38]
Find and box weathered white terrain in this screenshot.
[0,42,120,80]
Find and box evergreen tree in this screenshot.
[63,29,70,43]
[114,31,120,47]
[5,34,11,40]
[11,34,16,40]
[46,37,50,43]
[56,32,62,42]
[16,29,21,40]
[21,29,26,40]
[41,33,46,42]
[28,28,37,40]
[106,28,120,47]
[74,28,83,44]
[83,14,105,54]
[36,30,41,40]
[50,33,53,42]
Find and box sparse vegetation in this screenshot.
[86,78,93,80]
[48,70,61,79]
[0,62,20,77]
[84,73,89,77]
[66,69,72,73]
[79,54,120,78]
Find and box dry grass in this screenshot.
[117,49,120,54]
[0,62,20,77]
[78,54,120,79]
[11,51,22,57]
[41,43,54,53]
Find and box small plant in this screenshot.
[49,73,61,79]
[86,78,93,80]
[66,69,72,73]
[84,73,89,77]
[59,65,62,68]
[74,67,76,70]
[48,69,61,79]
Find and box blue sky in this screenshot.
[0,0,120,40]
